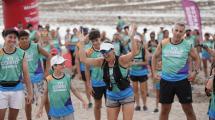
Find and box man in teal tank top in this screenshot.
[18,30,51,120]
[152,23,200,120]
[85,30,106,120]
[27,23,39,43]
[0,29,33,120]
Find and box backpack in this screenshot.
[102,56,130,91]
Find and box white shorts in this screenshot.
[24,81,44,105]
[0,90,24,109]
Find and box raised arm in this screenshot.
[119,24,139,67]
[77,31,103,67]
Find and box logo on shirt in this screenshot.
[163,47,184,58]
[53,82,67,92]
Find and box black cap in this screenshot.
[2,28,19,37]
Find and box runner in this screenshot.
[37,55,87,120]
[163,29,169,39]
[85,29,106,120]
[65,28,79,66]
[78,24,139,120]
[157,27,164,42]
[0,28,33,120]
[75,27,93,108]
[129,35,149,111]
[201,33,214,78]
[18,30,51,120]
[27,23,39,43]
[112,33,125,56]
[50,29,62,54]
[152,22,200,120]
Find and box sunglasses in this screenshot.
[100,49,112,55]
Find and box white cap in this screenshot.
[100,42,114,51]
[51,55,67,66]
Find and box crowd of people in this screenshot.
[0,17,215,120]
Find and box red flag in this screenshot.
[181,0,203,41]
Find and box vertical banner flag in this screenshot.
[181,0,203,41]
[2,0,39,29]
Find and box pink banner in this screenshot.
[181,0,203,41]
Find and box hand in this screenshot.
[129,23,137,37]
[86,84,94,96]
[26,89,33,104]
[152,73,161,80]
[82,101,88,109]
[188,71,197,81]
[36,108,43,118]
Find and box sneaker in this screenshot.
[135,106,141,111]
[143,106,148,111]
[153,108,159,113]
[88,102,93,108]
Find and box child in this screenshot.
[153,58,162,113]
[37,55,87,120]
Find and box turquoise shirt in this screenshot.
[22,43,44,83]
[202,40,214,59]
[130,48,148,76]
[106,65,133,100]
[0,48,25,91]
[161,38,191,81]
[86,47,105,87]
[47,74,74,117]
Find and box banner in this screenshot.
[181,0,203,41]
[2,0,39,29]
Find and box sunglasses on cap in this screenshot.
[100,49,112,55]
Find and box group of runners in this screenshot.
[0,20,215,120]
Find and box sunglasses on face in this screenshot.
[100,49,112,55]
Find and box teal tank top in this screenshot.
[0,48,25,91]
[161,38,191,81]
[47,74,74,117]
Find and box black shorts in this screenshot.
[93,86,107,100]
[130,75,148,83]
[159,78,192,104]
[81,71,86,81]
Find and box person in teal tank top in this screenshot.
[37,55,87,120]
[152,23,200,120]
[18,30,51,120]
[85,30,106,120]
[0,28,33,120]
[201,33,214,78]
[27,23,39,43]
[51,29,62,54]
[78,24,139,120]
[129,34,149,111]
[75,29,93,108]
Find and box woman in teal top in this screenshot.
[201,33,214,78]
[51,29,62,54]
[78,24,139,120]
[0,29,32,120]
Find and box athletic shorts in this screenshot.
[106,95,134,108]
[92,86,106,100]
[51,113,75,120]
[81,71,86,81]
[130,75,148,83]
[159,78,192,104]
[24,81,44,105]
[0,90,24,109]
